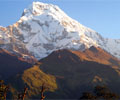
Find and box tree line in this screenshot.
[1,79,120,100]
[0,80,46,100]
[80,85,120,100]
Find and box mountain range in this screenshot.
[0,2,120,99]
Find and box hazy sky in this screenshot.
[0,0,120,39]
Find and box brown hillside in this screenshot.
[9,46,120,99]
[38,47,120,98]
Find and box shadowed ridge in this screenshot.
[37,48,120,99]
[7,47,120,99]
[0,48,14,56]
[40,47,120,67]
[89,46,99,52]
[0,49,33,79]
[0,48,37,64]
[70,46,120,66]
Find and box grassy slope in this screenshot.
[9,65,58,99]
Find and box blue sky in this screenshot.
[0,0,120,39]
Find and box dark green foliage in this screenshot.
[80,85,120,100]
[80,92,96,100]
[94,85,120,100]
[94,85,110,97]
[0,80,9,100]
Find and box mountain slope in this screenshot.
[38,47,120,99]
[9,47,120,99]
[0,2,120,60]
[0,49,32,79]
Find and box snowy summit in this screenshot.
[0,2,120,60]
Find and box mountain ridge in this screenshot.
[8,46,120,99]
[0,48,33,79]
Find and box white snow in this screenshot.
[0,1,120,60]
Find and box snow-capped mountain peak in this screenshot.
[21,2,65,21]
[22,2,50,16]
[0,2,120,60]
